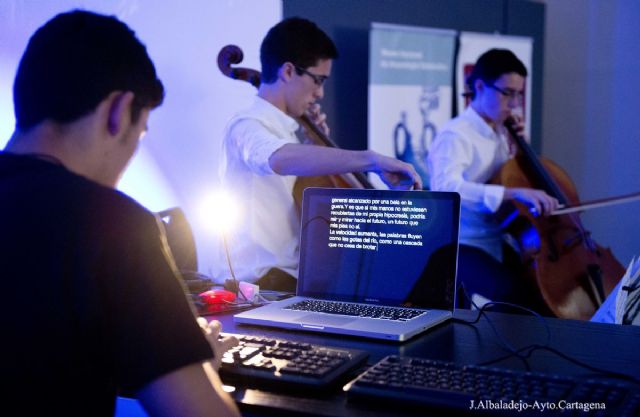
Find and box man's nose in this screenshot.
[314,84,324,100]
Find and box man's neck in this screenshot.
[4,122,110,187]
[5,125,66,159]
[258,83,290,116]
[470,102,497,131]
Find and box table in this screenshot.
[208,308,640,417]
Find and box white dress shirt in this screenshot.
[216,96,301,283]
[428,106,514,260]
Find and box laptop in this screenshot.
[234,187,460,341]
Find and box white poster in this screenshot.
[369,23,456,188]
[457,32,534,139]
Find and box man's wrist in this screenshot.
[363,149,379,172]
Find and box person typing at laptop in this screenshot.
[217,17,421,292]
[1,10,239,417]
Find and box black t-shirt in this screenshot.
[0,153,213,416]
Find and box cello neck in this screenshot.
[504,118,569,205]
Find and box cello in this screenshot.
[216,44,373,209]
[492,118,625,320]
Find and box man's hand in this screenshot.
[302,103,330,138]
[504,187,559,216]
[370,152,423,190]
[505,113,525,135]
[197,318,238,371]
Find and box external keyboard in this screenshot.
[219,333,368,391]
[345,355,640,416]
[284,299,425,321]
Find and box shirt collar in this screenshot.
[464,105,499,138]
[254,95,299,133]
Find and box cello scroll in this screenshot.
[217,45,261,88]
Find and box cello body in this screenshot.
[493,130,624,320]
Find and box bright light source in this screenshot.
[199,189,241,235]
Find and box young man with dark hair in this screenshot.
[219,17,421,291]
[2,10,240,417]
[259,16,339,84]
[428,48,558,311]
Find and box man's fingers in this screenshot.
[407,171,422,190]
[314,113,327,124]
[536,193,559,216]
[304,104,330,136]
[308,103,321,114]
[218,335,239,353]
[197,317,209,329]
[409,166,423,190]
[207,320,223,338]
[397,163,422,190]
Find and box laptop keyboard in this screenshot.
[345,355,640,416]
[219,333,368,390]
[284,299,426,321]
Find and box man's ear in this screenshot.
[474,79,485,96]
[279,62,295,83]
[107,91,135,136]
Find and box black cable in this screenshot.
[522,344,640,385]
[222,233,248,302]
[454,301,549,371]
[452,283,551,357]
[452,283,640,384]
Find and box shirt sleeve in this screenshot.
[428,130,505,213]
[225,118,291,176]
[96,201,213,393]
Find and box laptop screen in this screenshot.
[298,188,460,310]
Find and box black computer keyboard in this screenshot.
[284,299,425,321]
[345,355,640,416]
[219,333,368,391]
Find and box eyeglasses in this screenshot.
[488,84,524,102]
[294,65,329,87]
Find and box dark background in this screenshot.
[284,0,545,152]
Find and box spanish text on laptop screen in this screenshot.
[298,188,460,310]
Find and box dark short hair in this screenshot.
[13,9,164,130]
[466,49,527,98]
[260,17,338,84]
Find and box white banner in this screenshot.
[456,32,534,138]
[368,23,456,188]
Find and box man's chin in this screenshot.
[497,114,510,125]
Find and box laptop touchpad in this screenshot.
[296,314,357,326]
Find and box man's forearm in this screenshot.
[269,143,374,176]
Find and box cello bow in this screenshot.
[551,191,640,215]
